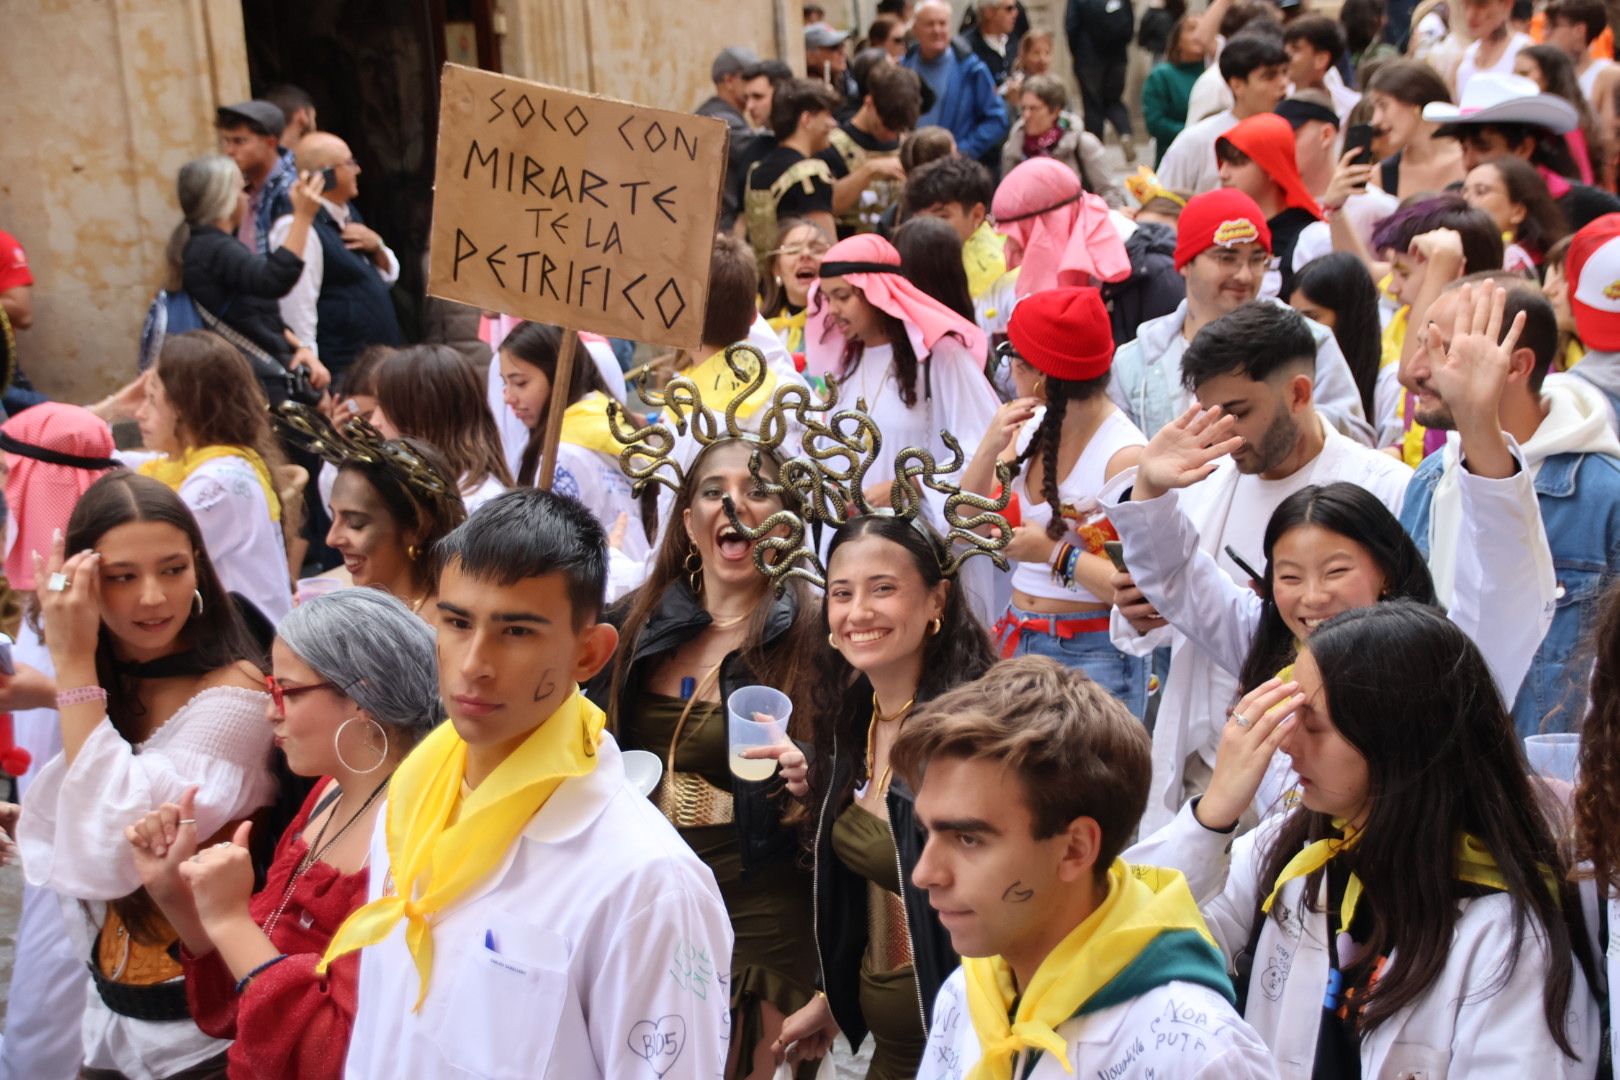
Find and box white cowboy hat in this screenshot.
[1423,72,1578,135]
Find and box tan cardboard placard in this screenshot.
[427,64,727,350]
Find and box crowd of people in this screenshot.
[4,0,1620,1076]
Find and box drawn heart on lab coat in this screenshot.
[628,1015,688,1077]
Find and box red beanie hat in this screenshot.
[1173,189,1274,271]
[1007,287,1115,381]
[1217,113,1323,220]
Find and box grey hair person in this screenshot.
[276,588,444,745]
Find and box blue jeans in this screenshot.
[997,604,1150,719]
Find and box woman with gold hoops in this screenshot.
[587,362,827,1080]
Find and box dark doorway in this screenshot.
[238,0,501,339]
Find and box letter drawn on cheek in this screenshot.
[1001,880,1034,903]
[533,670,557,702]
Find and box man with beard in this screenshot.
[1106,301,1412,831]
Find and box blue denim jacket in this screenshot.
[1401,449,1620,735]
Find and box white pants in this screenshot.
[0,880,86,1080]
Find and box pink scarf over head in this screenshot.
[991,157,1130,298]
[805,234,987,377]
[2,403,116,591]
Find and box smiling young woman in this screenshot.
[15,472,276,1079]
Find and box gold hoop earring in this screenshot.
[407,544,421,561]
[684,544,704,595]
[929,617,942,636]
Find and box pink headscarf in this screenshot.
[991,158,1130,297]
[2,403,117,591]
[805,234,988,377]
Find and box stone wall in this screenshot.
[0,0,250,403]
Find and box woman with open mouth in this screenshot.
[591,432,824,1080]
[759,218,832,357]
[16,472,277,1079]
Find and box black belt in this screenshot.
[85,938,192,1022]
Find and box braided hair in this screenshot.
[1010,371,1111,539]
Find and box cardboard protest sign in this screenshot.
[427,64,727,350]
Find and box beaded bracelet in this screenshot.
[56,686,108,709]
[1061,546,1081,587]
[1048,541,1073,584]
[236,954,288,994]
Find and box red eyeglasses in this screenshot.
[265,675,337,713]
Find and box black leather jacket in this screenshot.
[809,695,957,1051]
[587,580,801,875]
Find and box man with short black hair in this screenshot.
[263,83,317,151]
[1157,33,1289,194]
[216,100,298,255]
[903,156,1006,301]
[819,62,921,235]
[339,488,733,1078]
[1282,14,1358,118]
[899,656,1277,1079]
[1400,275,1620,735]
[744,79,842,253]
[742,59,795,131]
[697,45,760,135]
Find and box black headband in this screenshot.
[995,191,1082,224]
[1276,99,1341,130]
[0,432,119,472]
[819,260,903,278]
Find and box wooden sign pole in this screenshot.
[538,329,580,491]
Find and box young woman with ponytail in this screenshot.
[963,287,1148,714]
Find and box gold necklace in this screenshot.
[865,691,918,797]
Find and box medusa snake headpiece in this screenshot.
[273,402,459,515]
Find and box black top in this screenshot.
[817,122,901,179]
[749,146,835,218]
[1380,153,1401,198]
[310,207,401,374]
[1557,182,1620,233]
[1268,207,1319,301]
[181,225,302,365]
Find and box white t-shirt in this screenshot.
[1008,406,1147,601]
[1156,110,1238,197]
[1456,31,1532,98]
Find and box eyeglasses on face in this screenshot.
[265,674,338,713]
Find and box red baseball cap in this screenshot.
[1569,213,1620,352]
[1007,287,1115,381]
[1173,189,1274,271]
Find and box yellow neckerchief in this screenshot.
[317,688,606,1009]
[138,445,280,521]
[681,347,780,421]
[1564,338,1585,370]
[962,861,1217,1080]
[557,392,622,458]
[963,221,1008,302]
[767,308,807,354]
[1262,822,1560,931]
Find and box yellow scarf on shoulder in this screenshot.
[767,309,808,355]
[963,221,1008,302]
[682,347,780,421]
[317,689,606,1008]
[138,445,280,521]
[962,860,1217,1080]
[1262,821,1559,930]
[558,392,622,458]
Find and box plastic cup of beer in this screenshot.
[1525,733,1580,784]
[727,685,792,781]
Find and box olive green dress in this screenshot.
[830,802,928,1080]
[631,694,819,1079]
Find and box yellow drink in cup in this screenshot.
[726,685,792,782]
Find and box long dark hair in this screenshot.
[895,217,976,323]
[1237,483,1435,695]
[830,281,935,408]
[498,322,604,486]
[604,440,822,737]
[1011,372,1112,540]
[1291,254,1382,419]
[806,516,997,815]
[1576,578,1620,894]
[1518,45,1611,188]
[1482,155,1571,262]
[66,472,268,943]
[1259,603,1580,1055]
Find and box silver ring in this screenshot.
[214,841,232,849]
[177,818,196,826]
[46,572,69,593]
[1231,711,1253,728]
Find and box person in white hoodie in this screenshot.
[1104,300,1410,833]
[1399,273,1620,736]
[1129,602,1601,1078]
[895,655,1279,1080]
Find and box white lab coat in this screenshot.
[1129,804,1602,1078]
[1109,437,1553,823]
[1103,419,1413,833]
[917,967,1280,1079]
[344,731,733,1079]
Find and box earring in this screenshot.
[684,544,704,596]
[1033,375,1046,399]
[191,589,204,616]
[407,544,421,561]
[929,617,942,636]
[335,715,389,774]
[828,631,837,647]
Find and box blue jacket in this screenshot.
[1401,447,1620,736]
[902,41,1009,160]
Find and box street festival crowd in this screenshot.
[15,0,1620,1075]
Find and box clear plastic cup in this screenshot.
[726,685,792,781]
[295,577,346,606]
[1525,733,1581,783]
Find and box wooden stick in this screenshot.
[538,328,580,491]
